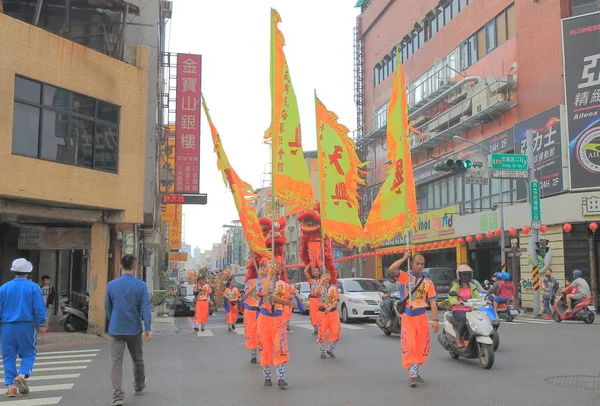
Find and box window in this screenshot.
[460,0,469,9]
[468,35,478,66]
[412,31,419,53]
[431,13,438,36]
[402,43,408,62]
[452,0,460,17]
[437,7,445,30]
[506,5,516,38]
[496,11,507,46]
[11,76,120,173]
[477,29,487,59]
[485,19,497,53]
[572,0,599,16]
[444,3,452,25]
[383,58,389,78]
[419,29,425,49]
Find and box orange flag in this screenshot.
[264,8,314,213]
[315,93,364,247]
[362,54,418,247]
[201,95,270,259]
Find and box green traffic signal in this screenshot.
[433,159,473,172]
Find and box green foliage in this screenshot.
[150,291,167,309]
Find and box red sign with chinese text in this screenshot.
[175,54,202,193]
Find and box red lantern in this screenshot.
[522,226,530,235]
[457,237,464,244]
[426,243,432,249]
[441,241,448,247]
[419,245,425,251]
[590,222,599,232]
[540,224,548,233]
[466,236,473,243]
[433,242,440,248]
[494,228,502,237]
[509,227,517,236]
[475,234,483,241]
[563,223,572,233]
[400,247,406,253]
[449,239,456,245]
[485,231,493,239]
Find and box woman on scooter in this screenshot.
[447,265,479,349]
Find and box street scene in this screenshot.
[2,0,600,405]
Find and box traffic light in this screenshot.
[433,159,473,172]
[535,239,549,258]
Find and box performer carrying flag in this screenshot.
[244,258,268,364]
[315,271,341,359]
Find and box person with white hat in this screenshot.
[0,258,47,397]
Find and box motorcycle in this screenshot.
[478,293,500,351]
[375,287,401,336]
[60,302,89,332]
[553,295,595,324]
[438,292,495,369]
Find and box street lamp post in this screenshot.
[453,136,506,265]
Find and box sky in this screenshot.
[167,1,359,253]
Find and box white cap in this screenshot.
[10,258,33,273]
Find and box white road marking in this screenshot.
[0,397,62,406]
[26,374,81,381]
[0,349,100,359]
[34,354,97,361]
[234,327,245,335]
[294,323,315,330]
[341,323,364,330]
[29,384,74,392]
[197,330,214,337]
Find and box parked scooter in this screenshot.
[60,293,89,332]
[553,295,595,324]
[438,292,495,369]
[376,287,401,336]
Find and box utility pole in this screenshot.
[527,129,541,316]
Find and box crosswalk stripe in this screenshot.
[26,374,81,381]
[0,349,100,359]
[234,327,245,335]
[197,330,214,337]
[364,323,378,328]
[1,397,62,406]
[29,383,74,392]
[1,360,93,370]
[340,323,364,330]
[294,323,315,330]
[17,366,87,373]
[35,354,97,360]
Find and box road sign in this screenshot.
[465,152,489,185]
[466,176,489,185]
[503,247,527,252]
[162,193,208,205]
[508,252,522,258]
[491,153,528,170]
[530,181,541,228]
[491,169,529,179]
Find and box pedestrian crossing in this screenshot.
[0,348,100,405]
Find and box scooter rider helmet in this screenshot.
[457,264,474,284]
[502,273,511,281]
[573,269,583,278]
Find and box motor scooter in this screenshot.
[477,294,500,351]
[375,288,401,336]
[60,294,89,332]
[438,292,495,369]
[553,295,595,324]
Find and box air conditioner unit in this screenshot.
[489,94,506,105]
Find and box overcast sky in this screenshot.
[167,1,358,253]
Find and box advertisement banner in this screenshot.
[169,252,188,262]
[514,106,564,199]
[411,205,458,243]
[562,13,600,190]
[168,205,182,250]
[413,129,514,185]
[175,54,202,193]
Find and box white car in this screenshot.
[292,282,310,315]
[336,278,383,323]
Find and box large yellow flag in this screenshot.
[315,94,364,247]
[362,55,418,247]
[202,95,270,258]
[265,8,314,212]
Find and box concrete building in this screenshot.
[354,0,600,309]
[194,246,201,267]
[0,0,171,333]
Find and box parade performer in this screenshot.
[298,203,337,335]
[193,275,212,332]
[282,282,299,331]
[390,251,439,387]
[244,258,268,364]
[223,278,240,332]
[257,259,291,388]
[315,271,341,359]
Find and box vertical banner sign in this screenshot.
[514,106,564,199]
[175,54,202,193]
[168,205,182,250]
[530,181,541,228]
[562,13,600,190]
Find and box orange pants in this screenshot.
[317,311,341,343]
[400,313,431,370]
[244,309,259,349]
[194,300,209,325]
[257,314,289,367]
[309,297,319,326]
[283,303,292,322]
[226,304,238,325]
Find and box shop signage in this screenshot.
[562,12,600,190]
[169,252,188,262]
[412,205,458,243]
[18,228,91,250]
[168,205,182,250]
[514,106,564,199]
[582,195,600,216]
[122,231,135,255]
[479,211,498,233]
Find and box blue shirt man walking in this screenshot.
[0,258,47,397]
[105,254,152,406]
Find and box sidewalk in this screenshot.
[150,315,180,335]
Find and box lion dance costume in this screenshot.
[297,202,341,356]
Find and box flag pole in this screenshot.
[270,9,277,267]
[315,90,326,275]
[406,230,413,308]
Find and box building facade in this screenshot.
[0,0,170,333]
[355,0,600,309]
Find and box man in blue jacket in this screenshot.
[105,254,152,406]
[0,258,47,397]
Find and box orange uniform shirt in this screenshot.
[318,284,339,311]
[258,278,290,314]
[244,278,261,308]
[194,283,212,300]
[397,271,437,316]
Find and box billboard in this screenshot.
[562,12,600,190]
[175,54,202,193]
[168,205,182,250]
[169,252,188,262]
[514,106,565,199]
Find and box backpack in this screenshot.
[552,278,559,293]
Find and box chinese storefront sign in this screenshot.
[169,252,188,262]
[175,54,202,193]
[582,195,600,216]
[479,211,499,233]
[562,13,600,190]
[412,205,458,243]
[168,205,182,250]
[514,106,564,199]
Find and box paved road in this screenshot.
[7,311,600,406]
